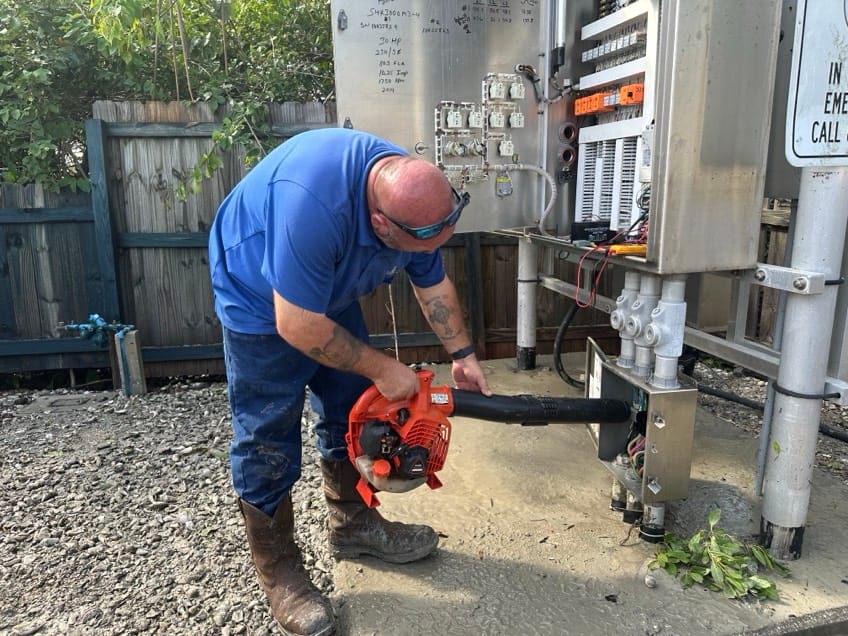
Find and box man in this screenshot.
[208,127,491,636]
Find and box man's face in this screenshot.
[373,186,468,252]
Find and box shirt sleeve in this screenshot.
[261,180,345,314]
[405,250,446,289]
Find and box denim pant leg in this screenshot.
[223,327,318,515]
[309,303,373,462]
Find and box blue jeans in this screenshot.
[222,302,372,516]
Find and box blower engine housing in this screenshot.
[346,370,453,507]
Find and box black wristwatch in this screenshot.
[450,344,475,360]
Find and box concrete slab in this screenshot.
[333,355,848,636]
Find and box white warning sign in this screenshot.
[786,0,848,166]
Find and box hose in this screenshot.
[451,390,630,425]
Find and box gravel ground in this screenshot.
[1,360,847,635]
[0,380,332,636]
[692,361,848,486]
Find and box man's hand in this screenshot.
[373,360,420,401]
[451,354,492,396]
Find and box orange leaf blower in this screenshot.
[346,369,631,507]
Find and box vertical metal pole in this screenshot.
[463,232,487,359]
[756,206,797,496]
[761,167,848,560]
[517,237,538,370]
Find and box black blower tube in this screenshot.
[450,390,631,426]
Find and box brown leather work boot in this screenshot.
[239,496,335,636]
[320,459,439,564]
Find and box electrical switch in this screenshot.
[489,81,506,99]
[498,139,514,157]
[509,82,525,99]
[444,141,467,156]
[467,110,484,128]
[489,111,505,128]
[446,110,464,128]
[509,112,525,128]
[468,139,485,156]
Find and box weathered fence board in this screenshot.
[0,184,108,370]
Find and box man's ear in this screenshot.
[370,210,390,237]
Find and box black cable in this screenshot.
[696,383,764,411]
[553,302,584,389]
[695,380,848,445]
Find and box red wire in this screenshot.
[573,215,649,308]
[574,245,611,308]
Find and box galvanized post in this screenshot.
[760,167,848,559]
[517,237,538,370]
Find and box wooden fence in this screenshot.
[0,100,618,379]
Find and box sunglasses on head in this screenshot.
[380,187,471,240]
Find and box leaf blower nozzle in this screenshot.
[450,389,631,426]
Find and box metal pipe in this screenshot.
[625,274,661,378]
[646,275,688,389]
[450,390,631,425]
[610,478,627,512]
[756,204,796,496]
[517,237,539,370]
[761,167,848,560]
[611,270,641,368]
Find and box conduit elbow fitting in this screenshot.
[646,302,687,357]
[610,309,626,331]
[624,312,643,339]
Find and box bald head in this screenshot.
[373,157,454,227]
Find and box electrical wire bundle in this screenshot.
[553,208,651,389]
[627,434,646,479]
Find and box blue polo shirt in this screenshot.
[209,128,446,335]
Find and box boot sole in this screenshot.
[276,620,336,636]
[330,540,438,564]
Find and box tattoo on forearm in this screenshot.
[308,324,362,369]
[426,298,459,338]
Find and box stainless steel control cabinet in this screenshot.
[331,0,783,275]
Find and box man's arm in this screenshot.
[413,277,492,396]
[274,291,419,401]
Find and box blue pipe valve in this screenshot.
[62,313,135,349]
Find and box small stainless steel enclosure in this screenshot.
[585,338,697,504]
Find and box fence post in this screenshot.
[84,119,121,323]
[115,329,147,396]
